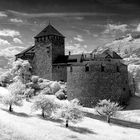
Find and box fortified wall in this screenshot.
[67,60,130,107]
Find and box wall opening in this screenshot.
[117,66,119,72]
[85,66,89,72]
[101,65,104,72]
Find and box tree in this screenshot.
[2,93,23,112]
[8,81,26,95]
[12,59,32,84]
[2,81,25,112]
[0,71,13,87]
[95,99,122,123]
[55,99,84,128]
[32,94,59,118]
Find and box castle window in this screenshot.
[70,66,73,72]
[117,66,119,72]
[123,88,125,91]
[85,65,89,72]
[101,65,104,72]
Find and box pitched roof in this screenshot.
[95,49,122,59]
[15,46,35,56]
[34,24,64,38]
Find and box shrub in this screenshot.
[55,89,67,100]
[31,76,39,84]
[41,87,52,95]
[0,71,13,87]
[24,88,35,99]
[95,99,122,123]
[38,78,43,83]
[32,94,59,118]
[39,82,50,90]
[54,99,84,127]
[49,81,61,94]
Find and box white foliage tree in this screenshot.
[55,99,84,127]
[95,99,122,123]
[32,94,59,118]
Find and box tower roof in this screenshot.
[34,24,64,38]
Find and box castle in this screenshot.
[15,24,130,107]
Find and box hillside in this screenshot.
[0,100,140,140]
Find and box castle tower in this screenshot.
[32,24,65,80]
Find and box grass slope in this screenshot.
[0,100,140,140]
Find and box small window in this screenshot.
[70,66,73,72]
[85,66,89,72]
[101,65,104,72]
[123,88,125,91]
[117,66,119,72]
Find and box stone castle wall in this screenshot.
[67,60,130,107]
[52,65,67,82]
[32,41,52,80]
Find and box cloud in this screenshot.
[0,29,20,37]
[13,38,23,44]
[0,46,24,57]
[74,35,84,42]
[10,18,23,23]
[8,10,117,18]
[66,42,89,54]
[0,12,7,17]
[0,38,10,46]
[104,24,128,33]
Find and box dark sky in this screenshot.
[0,0,140,59]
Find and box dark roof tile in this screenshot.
[35,24,64,38]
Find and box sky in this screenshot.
[0,0,140,69]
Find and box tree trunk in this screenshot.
[42,109,45,118]
[9,104,12,112]
[66,119,69,128]
[107,115,110,123]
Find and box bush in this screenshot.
[49,81,61,94]
[38,78,43,83]
[0,71,13,87]
[95,99,122,123]
[32,94,59,118]
[54,99,84,127]
[41,87,52,95]
[55,89,67,100]
[31,76,39,84]
[24,88,35,99]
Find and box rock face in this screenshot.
[67,60,130,107]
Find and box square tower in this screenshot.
[33,24,65,80]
